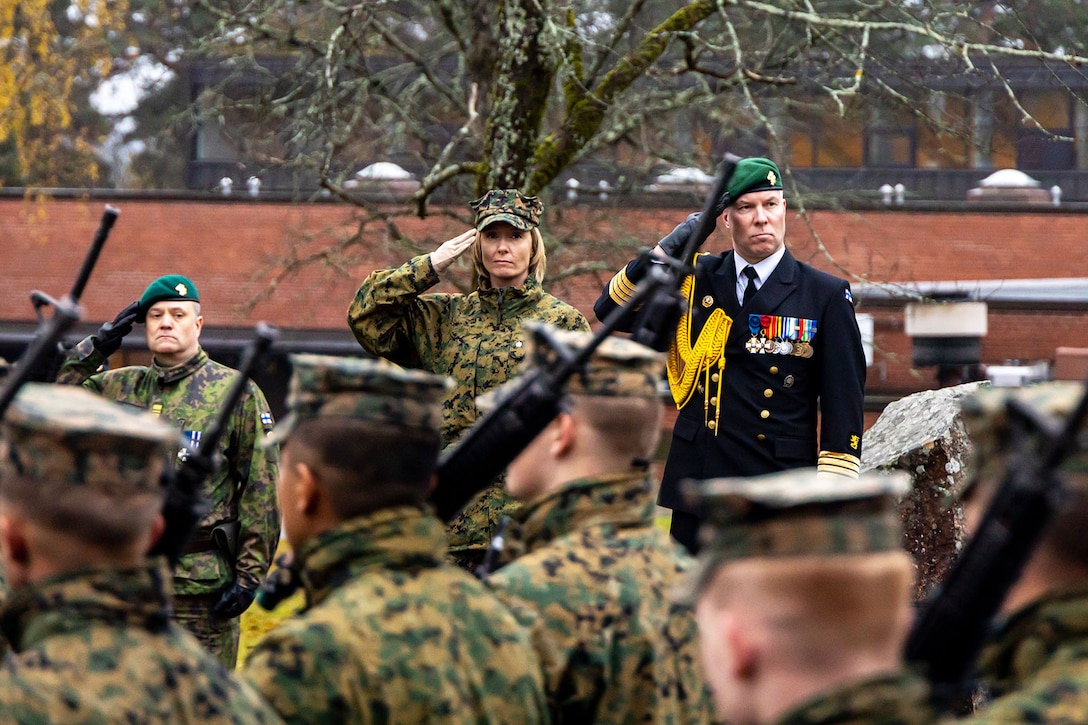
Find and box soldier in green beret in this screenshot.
[241,354,548,724]
[56,274,280,668]
[479,322,720,723]
[347,189,589,571]
[949,381,1088,723]
[0,384,281,722]
[683,468,934,725]
[595,157,867,555]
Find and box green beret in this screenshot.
[0,383,179,495]
[726,157,782,203]
[137,274,199,322]
[675,468,909,603]
[469,189,543,232]
[266,354,452,446]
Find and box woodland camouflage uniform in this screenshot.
[242,354,548,725]
[484,327,720,724]
[347,190,588,569]
[950,381,1088,724]
[0,383,282,723]
[57,341,279,667]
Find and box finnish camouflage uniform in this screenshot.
[57,342,280,667]
[0,383,282,723]
[951,588,1088,724]
[242,353,548,724]
[488,471,720,724]
[347,212,589,568]
[775,672,935,724]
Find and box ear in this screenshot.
[551,411,576,458]
[194,314,204,335]
[724,612,759,680]
[0,514,31,588]
[146,513,166,552]
[294,461,321,515]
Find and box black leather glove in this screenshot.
[211,580,257,619]
[93,300,139,357]
[657,212,714,259]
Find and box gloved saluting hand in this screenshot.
[93,300,140,357]
[212,579,257,619]
[656,212,712,260]
[430,229,478,275]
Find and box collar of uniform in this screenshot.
[506,471,655,556]
[296,506,447,608]
[733,244,786,287]
[150,347,208,385]
[975,585,1088,697]
[475,275,543,312]
[0,562,173,653]
[776,670,934,724]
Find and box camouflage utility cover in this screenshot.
[479,322,665,409]
[0,564,281,724]
[679,468,910,602]
[470,189,544,231]
[242,506,548,724]
[0,383,177,494]
[348,253,588,559]
[487,472,720,724]
[961,380,1088,483]
[268,353,450,445]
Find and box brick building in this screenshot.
[3,191,1087,432]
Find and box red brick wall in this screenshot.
[4,195,1086,410]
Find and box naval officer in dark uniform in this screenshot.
[594,157,866,553]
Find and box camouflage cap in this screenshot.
[959,381,1088,495]
[266,354,452,446]
[726,157,782,203]
[675,468,910,603]
[469,189,544,232]
[137,273,199,322]
[0,383,178,495]
[478,321,665,411]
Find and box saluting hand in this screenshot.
[430,229,477,275]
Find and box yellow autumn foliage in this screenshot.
[0,0,128,187]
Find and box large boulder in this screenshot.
[862,382,984,598]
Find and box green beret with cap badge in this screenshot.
[137,274,199,323]
[725,157,783,203]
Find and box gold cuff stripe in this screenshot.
[607,269,638,306]
[817,451,862,478]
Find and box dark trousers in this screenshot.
[669,509,702,556]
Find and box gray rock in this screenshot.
[862,382,984,598]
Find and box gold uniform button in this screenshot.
[707,420,717,431]
[710,397,718,406]
[760,410,770,419]
[756,433,766,441]
[711,373,720,383]
[769,366,779,374]
[763,389,773,398]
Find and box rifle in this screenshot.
[903,380,1088,709]
[430,154,739,524]
[150,322,279,567]
[0,205,118,415]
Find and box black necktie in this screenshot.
[742,265,759,306]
